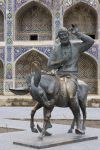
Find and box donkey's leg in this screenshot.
[69,99,84,134]
[30,102,42,133]
[40,106,54,139]
[68,117,75,133]
[79,100,86,131]
[44,106,54,129]
[67,79,84,134]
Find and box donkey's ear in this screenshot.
[34,71,41,87]
[31,62,41,87]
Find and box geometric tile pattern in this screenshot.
[78,53,97,94]
[0,0,99,94]
[88,44,98,60]
[0,47,5,61]
[0,0,5,94]
[6,0,13,80]
[64,2,97,39]
[15,2,52,41]
[15,0,53,12]
[0,60,4,94]
[54,0,61,35]
[14,46,52,61]
[15,50,48,88]
[14,47,98,93]
[0,10,4,41]
[5,81,13,92]
[63,0,97,14]
[0,0,6,15]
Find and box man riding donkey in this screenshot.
[9,24,94,136]
[42,24,94,134]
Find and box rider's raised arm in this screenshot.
[74,32,94,53]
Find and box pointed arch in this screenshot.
[15,49,48,88]
[79,53,97,94]
[0,9,4,41]
[63,2,97,39]
[15,0,53,15]
[14,1,52,41]
[0,60,4,95]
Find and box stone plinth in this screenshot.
[13,132,98,149]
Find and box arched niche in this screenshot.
[0,10,4,41]
[0,60,4,95]
[15,1,52,41]
[63,2,97,39]
[15,50,48,88]
[78,53,97,94]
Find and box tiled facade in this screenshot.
[0,0,100,95]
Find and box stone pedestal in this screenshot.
[13,132,98,149]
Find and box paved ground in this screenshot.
[0,107,100,150]
[0,107,100,120]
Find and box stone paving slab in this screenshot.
[0,125,100,150]
[13,132,98,149]
[0,121,100,150]
[0,107,100,150]
[0,107,100,120]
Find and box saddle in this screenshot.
[57,75,78,100]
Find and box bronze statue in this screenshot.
[28,65,88,138]
[10,25,94,139]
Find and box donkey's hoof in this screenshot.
[46,123,52,129]
[37,124,52,136]
[31,128,38,133]
[68,129,73,133]
[45,131,52,136]
[75,129,85,135]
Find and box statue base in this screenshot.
[13,132,98,149]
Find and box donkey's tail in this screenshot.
[9,88,29,95]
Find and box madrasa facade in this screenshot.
[0,0,100,96]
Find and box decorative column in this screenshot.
[97,4,100,95]
[98,41,100,95]
[52,0,63,41]
[4,0,14,95]
[97,4,100,39]
[98,45,100,95]
[53,0,74,41]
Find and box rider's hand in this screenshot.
[70,24,79,34]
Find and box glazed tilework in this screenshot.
[78,53,97,93]
[0,0,99,94]
[0,0,6,15]
[0,60,4,94]
[15,50,48,88]
[6,63,12,79]
[63,0,97,14]
[63,0,97,8]
[14,44,98,61]
[0,47,5,61]
[14,46,52,61]
[6,0,13,80]
[15,3,52,41]
[13,43,98,94]
[15,0,53,12]
[88,44,98,60]
[5,81,13,92]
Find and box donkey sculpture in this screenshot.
[10,64,88,139]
